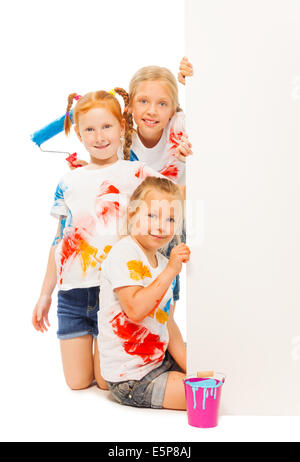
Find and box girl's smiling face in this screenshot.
[75,107,125,165]
[129,80,175,147]
[129,190,182,253]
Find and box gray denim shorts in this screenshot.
[106,351,184,409]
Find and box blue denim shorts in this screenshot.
[106,351,183,409]
[57,286,99,340]
[162,223,186,302]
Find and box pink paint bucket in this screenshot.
[183,374,225,428]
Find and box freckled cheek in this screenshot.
[130,104,141,121]
[136,114,144,126]
[83,134,94,145]
[112,134,121,145]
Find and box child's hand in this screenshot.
[66,153,88,170]
[168,243,191,275]
[67,159,88,170]
[178,56,193,85]
[32,295,51,333]
[174,133,193,162]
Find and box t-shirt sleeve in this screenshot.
[50,179,68,218]
[104,241,151,290]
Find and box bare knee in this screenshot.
[60,336,94,390]
[162,371,186,410]
[65,374,94,390]
[95,376,109,390]
[93,338,109,390]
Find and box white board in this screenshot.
[185,0,300,415]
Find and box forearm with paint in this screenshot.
[115,264,177,323]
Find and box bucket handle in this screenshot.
[183,372,226,384]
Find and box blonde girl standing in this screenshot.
[98,176,190,410]
[127,64,192,186]
[32,89,167,391]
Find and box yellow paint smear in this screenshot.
[127,260,152,281]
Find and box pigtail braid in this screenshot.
[114,87,134,160]
[64,93,78,135]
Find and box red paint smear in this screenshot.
[159,164,179,179]
[59,228,83,284]
[135,166,153,181]
[135,166,143,178]
[110,312,166,364]
[169,130,183,149]
[96,201,119,225]
[60,228,83,271]
[73,214,96,236]
[59,227,101,283]
[96,181,120,225]
[149,288,168,317]
[97,181,120,197]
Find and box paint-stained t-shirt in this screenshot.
[50,160,164,291]
[98,235,176,382]
[128,112,186,186]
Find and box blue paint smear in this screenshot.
[65,210,72,228]
[51,215,67,246]
[60,216,66,240]
[185,379,222,410]
[171,277,177,291]
[53,181,67,203]
[51,235,60,247]
[162,298,172,314]
[129,150,139,162]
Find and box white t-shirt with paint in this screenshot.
[98,235,176,382]
[129,111,186,185]
[51,160,163,291]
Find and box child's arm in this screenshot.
[114,244,190,323]
[32,217,65,333]
[178,56,194,85]
[167,305,187,373]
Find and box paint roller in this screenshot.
[30,109,80,168]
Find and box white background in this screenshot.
[0,0,299,443]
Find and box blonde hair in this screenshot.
[64,89,134,160]
[124,176,184,248]
[129,65,182,113]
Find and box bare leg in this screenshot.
[162,371,186,410]
[60,335,94,390]
[93,338,108,390]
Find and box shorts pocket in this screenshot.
[112,380,136,404]
[87,287,100,313]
